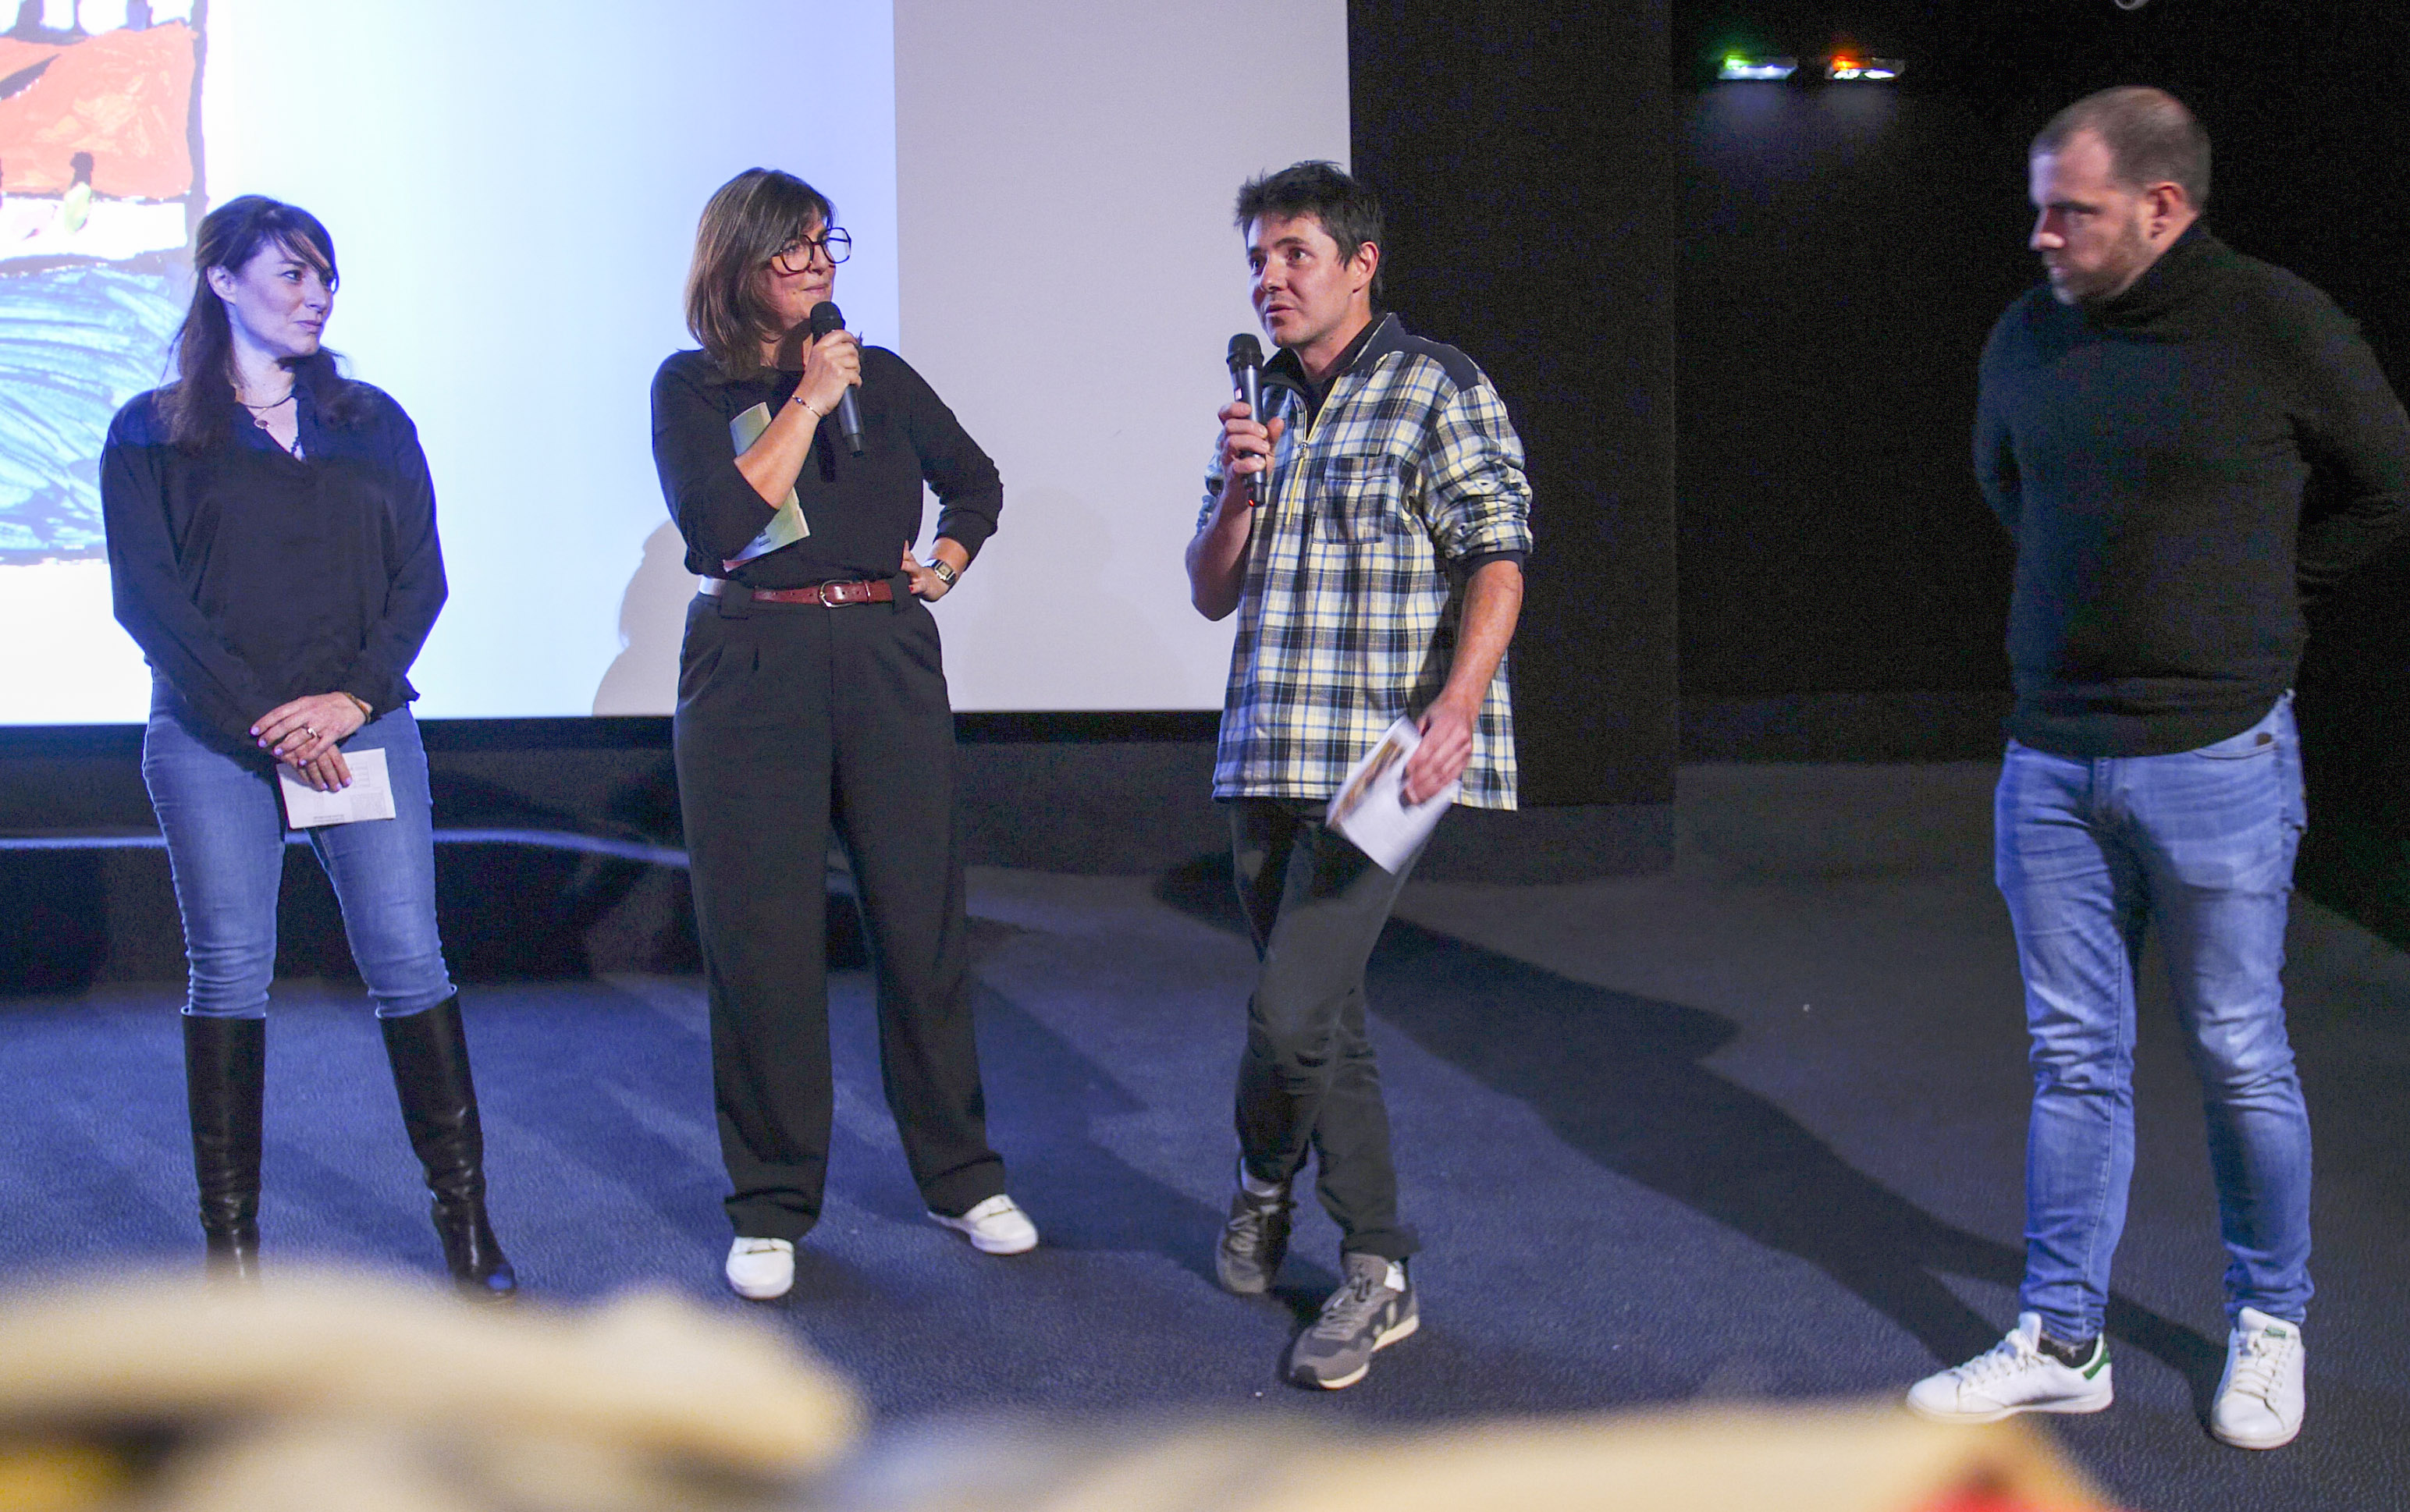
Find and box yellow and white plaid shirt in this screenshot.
[1200,314,1533,809]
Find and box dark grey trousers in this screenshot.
[674,587,1004,1240]
[1229,797,1425,1262]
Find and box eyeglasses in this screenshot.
[771,229,851,275]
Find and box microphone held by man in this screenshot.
[1228,333,1267,502]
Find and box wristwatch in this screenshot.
[930,559,958,588]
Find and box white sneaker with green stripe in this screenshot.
[2210,1307,2305,1450]
[1906,1312,2113,1423]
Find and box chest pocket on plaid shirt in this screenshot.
[1313,453,1412,543]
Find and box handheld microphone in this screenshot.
[1227,333,1267,502]
[809,301,865,456]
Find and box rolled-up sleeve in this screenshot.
[1420,379,1533,566]
[650,356,777,566]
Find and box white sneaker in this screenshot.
[2212,1307,2305,1450]
[724,1237,794,1300]
[929,1194,1039,1255]
[1907,1312,2113,1423]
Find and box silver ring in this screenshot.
[302,725,315,739]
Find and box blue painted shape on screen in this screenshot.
[0,264,184,562]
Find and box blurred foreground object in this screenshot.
[0,1270,2115,1512]
[0,1269,858,1512]
[822,1407,2118,1512]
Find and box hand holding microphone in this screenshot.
[805,301,865,456]
[1220,334,1281,507]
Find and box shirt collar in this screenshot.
[1265,311,1395,419]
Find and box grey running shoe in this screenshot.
[1216,1177,1293,1295]
[1289,1252,1418,1389]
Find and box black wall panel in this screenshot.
[1350,0,1682,807]
[1672,0,2410,940]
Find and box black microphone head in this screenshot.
[809,301,846,339]
[1227,333,1264,375]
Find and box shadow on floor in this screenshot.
[807,918,1233,1287]
[1154,855,2228,1414]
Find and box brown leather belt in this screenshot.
[702,577,893,606]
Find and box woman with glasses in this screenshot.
[100,194,515,1301]
[651,168,1036,1301]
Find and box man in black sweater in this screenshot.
[1906,88,2410,1450]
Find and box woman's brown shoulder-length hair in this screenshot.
[684,169,834,382]
[166,193,369,452]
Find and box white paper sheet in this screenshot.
[277,747,398,829]
[1324,717,1458,873]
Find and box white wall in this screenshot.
[889,0,1349,711]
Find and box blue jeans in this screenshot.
[1996,694,2311,1341]
[141,681,454,1020]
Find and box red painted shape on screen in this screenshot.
[0,22,197,199]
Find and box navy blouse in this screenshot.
[101,382,446,751]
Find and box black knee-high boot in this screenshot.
[380,996,517,1301]
[183,1014,265,1280]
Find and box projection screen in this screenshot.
[0,0,1346,721]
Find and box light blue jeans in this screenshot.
[141,680,455,1020]
[1996,693,2311,1341]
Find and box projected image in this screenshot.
[0,1,1328,723]
[0,0,199,563]
[0,0,908,725]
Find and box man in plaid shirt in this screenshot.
[1185,161,1531,1390]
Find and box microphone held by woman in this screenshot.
[809,300,866,455]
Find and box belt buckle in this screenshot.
[816,581,845,607]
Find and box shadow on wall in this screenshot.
[592,522,692,716]
[592,484,1207,715]
[1150,855,2231,1417]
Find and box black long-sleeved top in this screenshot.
[101,384,447,752]
[650,346,1001,586]
[1976,223,2410,756]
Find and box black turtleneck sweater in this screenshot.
[1975,223,2410,757]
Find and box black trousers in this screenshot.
[674,587,1004,1240]
[1229,797,1424,1262]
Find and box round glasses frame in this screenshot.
[771,229,851,275]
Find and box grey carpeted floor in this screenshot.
[2,763,2404,1510]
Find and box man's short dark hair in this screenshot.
[2033,87,2211,208]
[1235,161,1383,299]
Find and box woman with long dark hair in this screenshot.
[652,168,1035,1300]
[101,195,515,1301]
